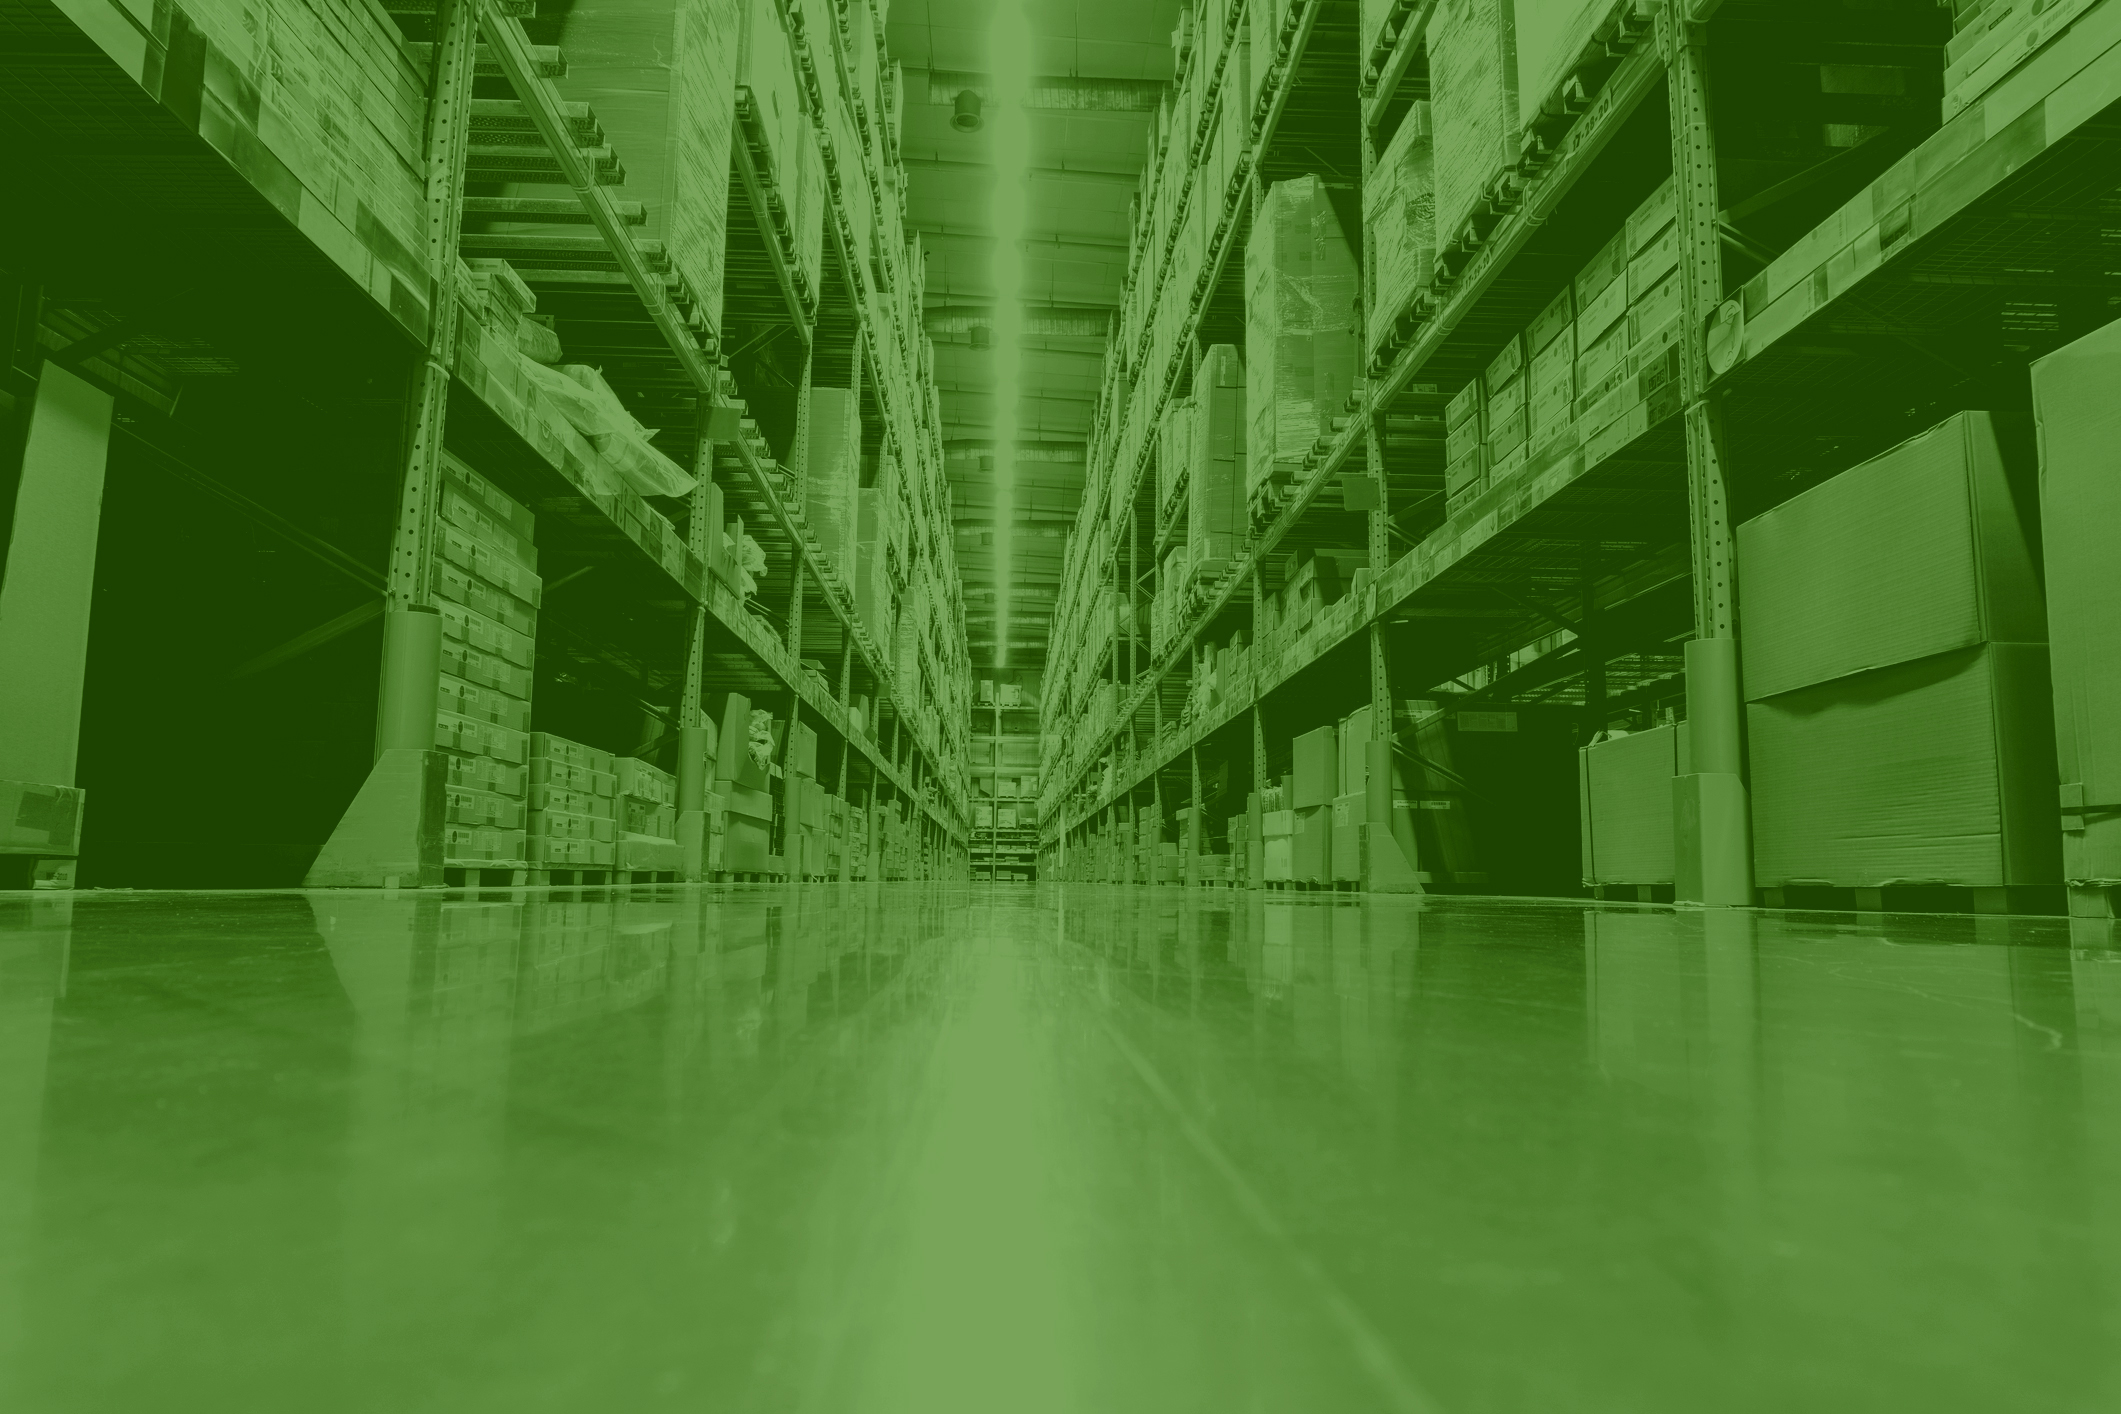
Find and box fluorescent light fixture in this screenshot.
[988,1,1031,670]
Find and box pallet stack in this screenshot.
[1430,0,1520,250]
[436,461,542,872]
[1444,177,1682,514]
[527,733,619,873]
[1245,176,1360,512]
[615,758,681,875]
[1740,411,2059,903]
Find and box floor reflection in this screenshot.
[0,885,2114,1412]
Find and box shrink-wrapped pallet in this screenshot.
[558,0,737,337]
[1189,345,1247,570]
[1158,397,1196,525]
[1245,176,1360,499]
[1363,101,1436,360]
[1430,0,1520,246]
[805,387,860,582]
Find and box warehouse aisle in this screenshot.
[2,885,2119,1412]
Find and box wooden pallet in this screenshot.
[445,866,683,888]
[1758,884,2066,917]
[1592,883,1675,903]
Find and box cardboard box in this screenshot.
[615,833,683,872]
[1577,724,1685,885]
[1292,724,1338,808]
[1331,792,1366,881]
[1291,803,1333,882]
[2031,318,2121,884]
[1529,286,1574,354]
[1736,411,2044,702]
[1749,643,2061,889]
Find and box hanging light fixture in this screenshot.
[952,89,984,133]
[987,6,1030,671]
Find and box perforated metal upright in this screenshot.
[307,0,479,888]
[1664,0,1753,907]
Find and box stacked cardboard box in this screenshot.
[1740,411,2058,890]
[2030,319,2121,899]
[1578,723,1686,886]
[1188,345,1247,586]
[1158,395,1196,528]
[806,386,861,583]
[1246,176,1361,502]
[1290,723,1337,883]
[1483,333,1529,484]
[1578,181,1684,462]
[180,0,427,305]
[711,692,775,872]
[1431,0,1520,246]
[1525,287,1576,457]
[436,461,541,868]
[1364,102,1436,362]
[1943,0,2104,120]
[855,481,898,646]
[615,758,681,872]
[556,0,736,336]
[1445,378,1486,514]
[528,733,619,869]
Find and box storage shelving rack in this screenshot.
[1037,0,2121,900]
[1,0,972,887]
[970,696,1040,883]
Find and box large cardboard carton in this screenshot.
[2031,318,2121,886]
[1748,643,2060,889]
[1737,411,2043,701]
[1578,723,1686,885]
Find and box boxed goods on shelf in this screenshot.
[555,0,737,330]
[1740,411,2057,889]
[527,733,620,868]
[616,758,678,840]
[1246,176,1361,501]
[1737,412,2044,702]
[434,463,540,868]
[1578,724,1685,885]
[2031,318,2121,893]
[1943,0,2105,120]
[1431,0,1521,245]
[1515,0,1617,128]
[174,0,427,313]
[806,387,861,581]
[1159,396,1196,525]
[1750,645,2059,890]
[1189,345,1248,569]
[1365,102,1437,361]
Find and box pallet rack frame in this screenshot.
[1040,0,2121,904]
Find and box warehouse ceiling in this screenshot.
[887,0,1182,677]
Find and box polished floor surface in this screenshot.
[2,883,2118,1412]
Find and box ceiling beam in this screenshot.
[916,226,1129,253]
[903,155,1141,187]
[911,68,1164,113]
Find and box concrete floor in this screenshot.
[2,883,2118,1412]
